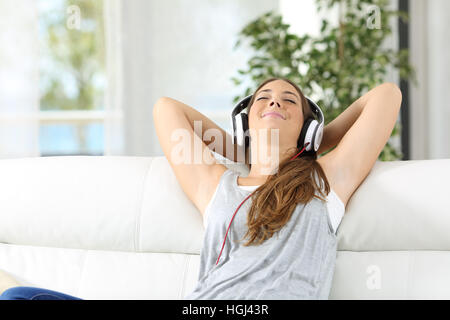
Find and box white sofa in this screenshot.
[0,156,449,300]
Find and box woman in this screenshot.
[0,77,401,300]
[154,77,401,300]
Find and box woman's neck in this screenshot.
[237,175,266,187]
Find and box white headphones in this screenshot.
[231,94,325,155]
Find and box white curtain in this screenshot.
[0,0,40,159]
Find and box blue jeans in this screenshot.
[0,286,82,300]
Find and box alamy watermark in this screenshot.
[67,5,81,30]
[366,5,382,30]
[366,264,382,290]
[169,120,281,176]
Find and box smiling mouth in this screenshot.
[262,112,285,120]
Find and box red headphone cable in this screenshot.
[215,142,311,265]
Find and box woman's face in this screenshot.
[248,80,304,148]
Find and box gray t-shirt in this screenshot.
[184,169,338,300]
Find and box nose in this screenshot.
[270,101,280,108]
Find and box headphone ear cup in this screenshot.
[297,118,314,150]
[315,122,324,152]
[235,113,247,147]
[305,119,320,153]
[234,112,249,164]
[241,113,249,149]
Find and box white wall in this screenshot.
[106,0,450,160]
[279,0,325,37]
[410,0,450,160]
[105,0,280,157]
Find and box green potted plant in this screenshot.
[231,0,415,161]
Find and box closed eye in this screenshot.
[257,97,296,104]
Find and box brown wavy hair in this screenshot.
[239,77,331,246]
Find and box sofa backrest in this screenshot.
[0,156,449,299]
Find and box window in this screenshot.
[38,0,105,156]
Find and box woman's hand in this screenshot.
[316,84,390,156]
[155,97,239,163]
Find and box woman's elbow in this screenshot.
[153,97,173,116]
[379,82,403,107]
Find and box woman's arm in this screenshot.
[157,97,239,163]
[317,86,381,156]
